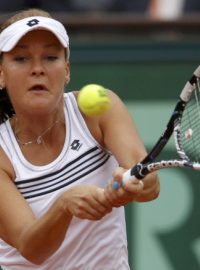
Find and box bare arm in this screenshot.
[0,151,112,264]
[99,90,160,204]
[0,168,72,264]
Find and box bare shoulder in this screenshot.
[0,146,15,181]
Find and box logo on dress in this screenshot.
[27,19,40,27]
[70,140,82,151]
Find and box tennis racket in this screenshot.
[114,65,200,189]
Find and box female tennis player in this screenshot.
[0,8,159,270]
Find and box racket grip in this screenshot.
[113,169,137,190]
[122,169,137,184]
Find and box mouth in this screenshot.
[29,84,47,91]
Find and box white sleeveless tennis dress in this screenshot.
[0,93,130,270]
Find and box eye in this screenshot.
[45,55,58,61]
[13,56,28,62]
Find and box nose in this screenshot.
[31,59,45,76]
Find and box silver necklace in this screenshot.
[15,119,60,146]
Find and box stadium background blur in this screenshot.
[1,1,200,269]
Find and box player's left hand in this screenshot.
[104,167,144,207]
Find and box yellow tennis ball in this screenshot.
[77,84,110,116]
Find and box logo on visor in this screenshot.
[27,19,40,27]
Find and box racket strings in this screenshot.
[180,80,200,162]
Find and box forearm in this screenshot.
[16,184,112,264]
[18,196,72,265]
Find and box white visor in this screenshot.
[0,16,70,58]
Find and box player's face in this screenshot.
[0,30,69,116]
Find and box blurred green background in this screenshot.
[68,33,200,270]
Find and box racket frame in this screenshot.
[121,66,200,186]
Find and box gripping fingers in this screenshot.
[76,199,111,220]
[113,169,137,190]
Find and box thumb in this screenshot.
[112,167,126,190]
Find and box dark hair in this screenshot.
[0,89,14,123]
[0,53,14,123]
[0,9,52,123]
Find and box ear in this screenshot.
[65,61,70,84]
